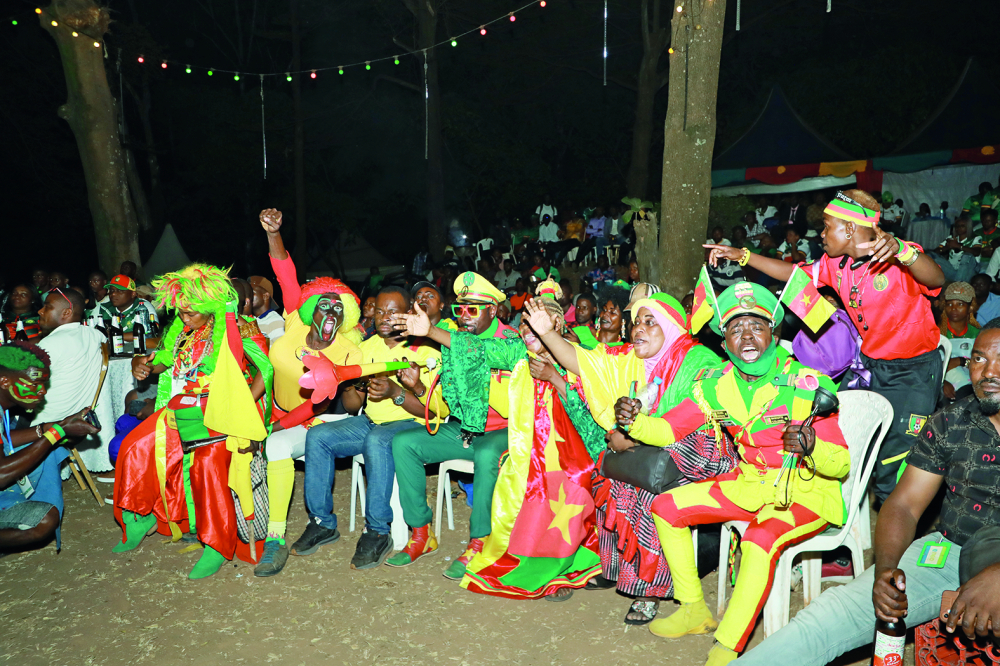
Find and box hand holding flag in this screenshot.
[780,266,836,333]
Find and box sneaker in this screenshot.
[254,540,289,577]
[442,537,484,580]
[385,524,438,567]
[790,562,804,590]
[821,556,854,578]
[290,522,341,556]
[350,530,393,570]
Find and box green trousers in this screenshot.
[391,421,508,539]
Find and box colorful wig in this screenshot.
[151,265,235,401]
[0,341,51,374]
[296,277,362,346]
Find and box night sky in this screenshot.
[2,0,997,287]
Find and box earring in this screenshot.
[621,320,627,339]
[845,231,853,240]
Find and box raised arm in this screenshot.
[858,231,945,288]
[391,302,453,348]
[260,208,302,309]
[524,298,580,376]
[705,244,796,282]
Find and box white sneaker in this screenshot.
[789,562,804,590]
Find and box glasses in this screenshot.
[53,287,72,306]
[834,191,875,219]
[451,304,483,318]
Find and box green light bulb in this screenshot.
[339,68,344,75]
[394,58,400,65]
[185,66,192,74]
[234,73,240,81]
[11,19,18,25]
[451,39,457,47]
[207,70,213,76]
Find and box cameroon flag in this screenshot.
[780,265,836,333]
[689,265,717,333]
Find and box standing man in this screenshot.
[707,189,945,502]
[386,272,515,581]
[537,214,560,257]
[249,275,285,341]
[91,275,159,339]
[85,270,109,315]
[291,287,444,570]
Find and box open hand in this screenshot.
[945,562,1000,641]
[391,302,431,337]
[872,568,908,622]
[856,229,899,263]
[703,244,744,268]
[524,298,554,336]
[259,208,283,234]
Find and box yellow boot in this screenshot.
[705,643,738,666]
[648,599,718,638]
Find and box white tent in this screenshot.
[883,163,999,221]
[142,224,191,280]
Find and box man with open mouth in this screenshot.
[620,281,849,666]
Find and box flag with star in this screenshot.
[780,265,837,333]
[689,265,718,334]
[461,363,601,599]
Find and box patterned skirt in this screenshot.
[592,429,737,598]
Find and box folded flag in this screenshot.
[780,265,836,333]
[689,265,718,334]
[299,355,411,403]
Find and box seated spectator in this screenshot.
[108,389,155,465]
[537,214,560,255]
[594,283,630,346]
[933,216,981,283]
[30,269,49,299]
[493,259,521,291]
[962,181,993,224]
[45,271,69,302]
[509,278,530,312]
[249,276,284,341]
[976,208,1000,265]
[777,224,812,263]
[1,284,42,340]
[904,202,950,252]
[754,196,777,225]
[972,274,1000,334]
[532,256,561,283]
[738,322,1000,665]
[627,259,642,287]
[412,281,455,331]
[85,270,109,313]
[571,293,599,349]
[706,225,731,247]
[586,255,616,286]
[0,342,99,553]
[294,287,441,570]
[578,207,609,260]
[360,296,376,338]
[940,282,980,402]
[743,211,769,248]
[90,275,159,339]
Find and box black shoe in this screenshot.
[350,530,393,570]
[290,522,341,556]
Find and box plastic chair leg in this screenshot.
[445,470,455,532]
[859,493,872,550]
[389,476,407,551]
[692,526,699,571]
[762,553,791,636]
[434,466,446,540]
[350,458,360,533]
[717,524,731,617]
[802,553,823,606]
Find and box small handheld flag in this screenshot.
[780,265,836,333]
[689,265,719,334]
[299,355,411,403]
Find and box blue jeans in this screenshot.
[736,534,960,665]
[303,415,420,535]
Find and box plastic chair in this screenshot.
[715,390,892,636]
[434,459,475,540]
[350,454,409,551]
[476,238,494,262]
[938,335,952,388]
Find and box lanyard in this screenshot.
[1,409,11,456]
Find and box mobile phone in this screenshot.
[940,589,959,622]
[83,409,101,430]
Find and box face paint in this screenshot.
[11,378,45,406]
[312,294,344,343]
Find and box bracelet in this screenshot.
[414,384,427,399]
[895,238,919,266]
[35,423,44,438]
[43,424,66,445]
[737,248,752,266]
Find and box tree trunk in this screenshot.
[414,4,447,259]
[626,0,669,200]
[290,0,308,279]
[42,0,141,276]
[655,0,726,297]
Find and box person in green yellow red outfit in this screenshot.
[255,208,363,577]
[618,281,848,666]
[113,264,273,580]
[523,289,735,624]
[385,271,516,580]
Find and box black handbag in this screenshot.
[599,444,685,495]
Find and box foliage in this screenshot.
[620,196,659,226]
[708,195,755,235]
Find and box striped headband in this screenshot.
[824,191,879,228]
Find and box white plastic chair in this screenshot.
[434,459,475,540]
[476,238,494,262]
[350,454,409,551]
[938,334,952,388]
[715,390,892,636]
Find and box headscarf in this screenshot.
[629,293,694,415]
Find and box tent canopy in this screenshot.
[142,224,191,281]
[893,59,1000,156]
[713,86,851,171]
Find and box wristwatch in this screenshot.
[392,390,407,406]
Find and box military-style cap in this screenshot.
[712,281,784,333]
[454,271,505,304]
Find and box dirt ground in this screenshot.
[1,466,899,666]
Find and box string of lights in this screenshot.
[14,1,555,81]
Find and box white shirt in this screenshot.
[756,206,778,223]
[707,238,732,247]
[609,216,622,236]
[257,310,286,341]
[538,222,560,244]
[494,269,521,291]
[32,323,104,425]
[882,204,905,224]
[777,238,813,262]
[745,221,768,247]
[535,204,558,221]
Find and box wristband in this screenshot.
[738,248,752,267]
[43,424,66,445]
[896,239,919,266]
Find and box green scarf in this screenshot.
[726,338,779,376]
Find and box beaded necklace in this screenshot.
[173,319,214,379]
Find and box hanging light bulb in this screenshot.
[234,73,240,81]
[185,65,192,73]
[450,39,457,47]
[338,67,343,75]
[479,26,487,35]
[540,0,547,6]
[285,72,292,81]
[50,20,58,26]
[509,13,516,21]
[394,57,400,65]
[207,70,213,76]
[137,55,144,63]
[676,4,683,11]
[72,31,79,37]
[93,41,100,48]
[11,19,17,25]
[160,61,167,69]
[312,70,318,79]
[365,61,371,70]
[668,47,674,54]
[35,7,42,13]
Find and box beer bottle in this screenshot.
[0,325,8,344]
[15,320,28,342]
[872,616,905,666]
[133,322,146,356]
[110,316,125,356]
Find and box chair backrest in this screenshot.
[835,390,893,528]
[938,335,952,387]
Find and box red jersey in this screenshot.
[803,254,940,360]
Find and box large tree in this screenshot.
[41,0,142,275]
[638,0,726,296]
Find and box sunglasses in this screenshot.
[451,304,485,318]
[834,191,875,218]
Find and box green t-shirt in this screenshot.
[943,323,979,340]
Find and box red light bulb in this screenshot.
[480,27,487,35]
[509,14,516,21]
[137,56,144,63]
[540,0,547,6]
[310,71,317,79]
[160,61,167,69]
